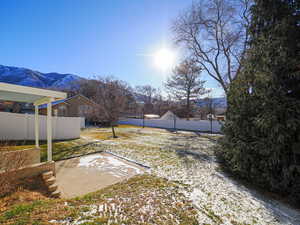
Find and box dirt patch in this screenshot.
[0,175,50,213]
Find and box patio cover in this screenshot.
[0,82,67,161]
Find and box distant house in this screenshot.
[144,114,160,119]
[0,101,44,114]
[0,101,16,112]
[39,94,98,120]
[160,111,179,120]
[206,113,216,120]
[216,115,226,121]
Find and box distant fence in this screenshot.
[80,117,86,129]
[119,118,223,133]
[0,112,82,140]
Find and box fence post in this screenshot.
[142,109,145,128]
[173,114,177,133]
[26,113,29,140]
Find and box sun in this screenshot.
[154,48,176,71]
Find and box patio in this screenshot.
[55,152,148,198]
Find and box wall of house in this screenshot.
[119,118,223,133]
[66,96,95,118]
[39,104,67,117]
[0,112,81,140]
[39,96,95,120]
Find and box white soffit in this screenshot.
[0,82,67,104]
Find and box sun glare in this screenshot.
[154,48,176,71]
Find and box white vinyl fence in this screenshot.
[119,118,223,133]
[80,117,86,129]
[0,112,82,141]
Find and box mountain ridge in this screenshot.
[196,97,227,108]
[0,64,227,107]
[0,65,84,89]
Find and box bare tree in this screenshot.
[172,0,251,94]
[135,85,157,114]
[76,79,100,99]
[151,89,167,115]
[93,77,130,138]
[165,59,208,120]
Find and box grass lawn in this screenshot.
[0,139,92,162]
[1,126,298,224]
[0,125,140,162]
[0,175,198,225]
[79,127,299,225]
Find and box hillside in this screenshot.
[0,65,84,89]
[196,97,227,108]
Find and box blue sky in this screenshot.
[0,0,224,97]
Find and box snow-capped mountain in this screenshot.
[0,65,84,89]
[196,97,227,108]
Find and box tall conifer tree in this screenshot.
[220,0,300,202]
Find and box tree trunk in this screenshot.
[111,125,117,138]
[186,93,190,120]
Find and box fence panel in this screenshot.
[0,112,81,140]
[119,118,222,133]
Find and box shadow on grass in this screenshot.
[165,133,300,224]
[217,163,300,224]
[168,134,215,165]
[41,142,104,162]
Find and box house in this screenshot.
[0,101,39,114]
[144,114,160,119]
[0,101,14,112]
[0,101,22,113]
[206,113,215,120]
[160,110,179,120]
[39,94,98,121]
[216,115,226,121]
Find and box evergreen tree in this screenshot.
[220,0,300,203]
[165,59,207,120]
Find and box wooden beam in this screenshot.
[47,102,52,161]
[35,105,39,148]
[34,97,52,106]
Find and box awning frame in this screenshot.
[0,82,67,162]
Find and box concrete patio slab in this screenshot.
[55,152,147,198]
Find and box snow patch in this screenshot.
[78,153,143,177]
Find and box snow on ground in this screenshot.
[91,127,300,225]
[49,175,198,225]
[77,153,144,178]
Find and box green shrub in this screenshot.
[219,0,300,205]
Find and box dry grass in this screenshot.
[0,126,147,161]
[81,129,121,140]
[0,175,50,213]
[117,124,143,129]
[81,127,140,141]
[0,175,198,225]
[0,141,35,152]
[0,139,93,161]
